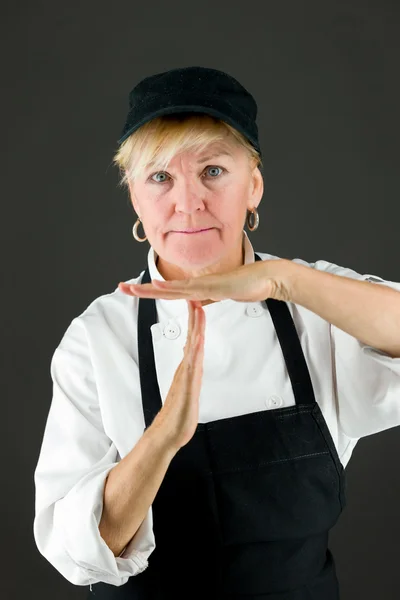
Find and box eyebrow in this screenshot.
[145,150,234,173]
[196,150,234,163]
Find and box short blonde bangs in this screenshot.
[112,113,262,189]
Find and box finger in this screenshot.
[128,284,192,299]
[118,283,133,295]
[186,301,197,351]
[194,303,205,333]
[186,301,204,355]
[189,305,201,359]
[194,306,205,340]
[187,300,194,335]
[194,308,205,358]
[191,307,202,353]
[191,304,202,342]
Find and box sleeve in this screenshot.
[33,317,155,587]
[313,260,400,439]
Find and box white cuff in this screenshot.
[53,463,154,585]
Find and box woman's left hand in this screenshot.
[118,258,295,303]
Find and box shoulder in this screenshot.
[56,270,146,353]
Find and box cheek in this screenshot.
[215,185,247,209]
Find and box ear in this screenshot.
[251,164,264,203]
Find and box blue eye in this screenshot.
[205,166,224,177]
[151,172,169,183]
[149,166,225,183]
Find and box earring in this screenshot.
[132,218,147,242]
[246,207,259,231]
[132,210,259,242]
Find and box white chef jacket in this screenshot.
[33,230,400,588]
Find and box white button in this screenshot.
[245,303,263,318]
[163,320,181,340]
[266,395,283,409]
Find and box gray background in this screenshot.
[1,0,399,598]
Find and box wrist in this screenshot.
[282,260,313,305]
[149,414,181,457]
[265,258,302,303]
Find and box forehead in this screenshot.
[174,142,240,163]
[196,144,237,161]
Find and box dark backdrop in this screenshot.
[1,1,399,599]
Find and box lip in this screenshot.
[172,228,214,234]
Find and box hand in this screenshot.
[152,299,205,450]
[118,258,293,303]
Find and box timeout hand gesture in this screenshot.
[119,258,293,303]
[118,258,295,449]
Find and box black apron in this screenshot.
[89,253,347,599]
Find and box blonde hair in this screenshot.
[112,113,263,190]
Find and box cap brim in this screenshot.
[116,104,261,157]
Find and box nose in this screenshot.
[173,177,207,214]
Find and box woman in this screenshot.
[33,66,400,599]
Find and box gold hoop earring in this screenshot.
[132,218,147,242]
[246,208,259,232]
[133,212,258,242]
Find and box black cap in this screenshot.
[117,66,262,159]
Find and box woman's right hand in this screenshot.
[153,299,206,451]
